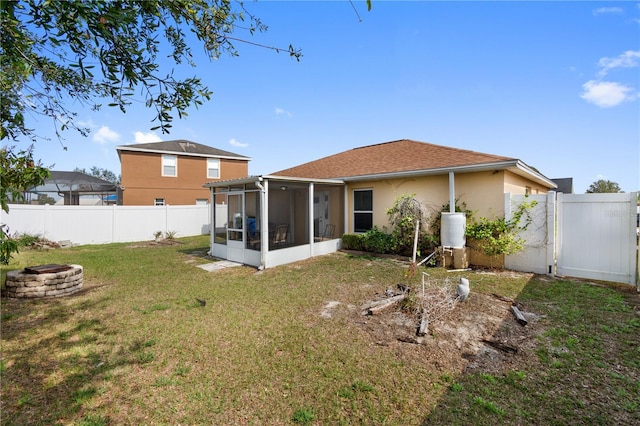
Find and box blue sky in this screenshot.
[19,1,640,193]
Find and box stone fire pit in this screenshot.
[4,264,83,298]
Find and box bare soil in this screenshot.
[322,272,545,375]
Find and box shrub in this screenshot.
[361,227,395,254]
[341,233,364,251]
[465,198,537,259]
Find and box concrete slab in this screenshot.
[197,261,243,272]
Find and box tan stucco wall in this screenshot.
[345,170,548,233]
[120,151,248,205]
[504,170,549,196]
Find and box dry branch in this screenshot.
[366,294,405,315]
[481,339,518,354]
[491,293,514,303]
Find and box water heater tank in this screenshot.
[441,212,466,248]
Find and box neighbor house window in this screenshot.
[207,158,220,179]
[353,189,373,233]
[154,198,165,206]
[162,154,177,177]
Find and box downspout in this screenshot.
[448,171,455,212]
[254,177,266,270]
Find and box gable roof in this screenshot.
[272,139,556,188]
[116,140,250,161]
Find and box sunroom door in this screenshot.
[227,193,244,262]
[314,191,329,239]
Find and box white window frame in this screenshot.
[353,189,373,233]
[162,154,177,177]
[207,158,220,179]
[154,198,166,206]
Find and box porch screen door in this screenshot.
[314,191,329,238]
[227,193,244,262]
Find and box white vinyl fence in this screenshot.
[1,204,211,246]
[505,192,638,287]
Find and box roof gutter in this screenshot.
[203,175,345,189]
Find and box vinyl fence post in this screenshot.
[547,191,556,277]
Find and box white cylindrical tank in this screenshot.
[441,212,466,248]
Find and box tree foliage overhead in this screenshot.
[0,0,302,142]
[1,0,305,265]
[586,179,623,194]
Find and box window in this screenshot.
[353,189,373,233]
[162,155,177,177]
[207,158,220,179]
[195,199,208,206]
[154,198,165,206]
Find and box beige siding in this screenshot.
[345,170,545,232]
[504,171,549,196]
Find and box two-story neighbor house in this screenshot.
[117,140,250,206]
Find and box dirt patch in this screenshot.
[126,239,184,248]
[332,280,545,374]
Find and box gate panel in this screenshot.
[557,192,637,286]
[505,193,555,275]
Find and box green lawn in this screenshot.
[1,235,638,425]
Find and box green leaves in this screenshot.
[465,199,538,258]
[1,0,301,142]
[0,146,49,264]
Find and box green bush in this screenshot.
[361,227,396,254]
[465,198,537,259]
[340,233,364,251]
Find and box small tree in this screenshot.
[0,146,49,264]
[386,194,435,256]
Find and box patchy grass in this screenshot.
[1,236,638,425]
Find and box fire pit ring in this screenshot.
[4,264,83,298]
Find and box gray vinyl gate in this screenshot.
[505,192,638,288]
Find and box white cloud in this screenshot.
[274,107,293,118]
[133,131,162,143]
[580,80,637,108]
[592,7,623,16]
[77,119,96,128]
[229,138,249,148]
[597,50,640,77]
[93,126,121,144]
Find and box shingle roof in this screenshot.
[271,139,516,179]
[116,140,249,159]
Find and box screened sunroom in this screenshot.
[204,175,345,269]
